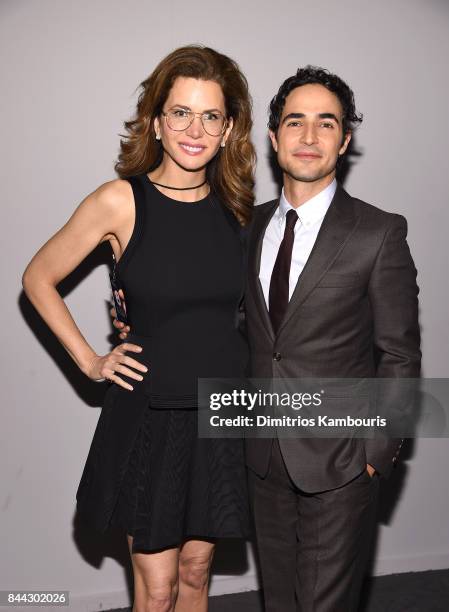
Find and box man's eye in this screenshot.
[287,121,302,127]
[320,122,334,128]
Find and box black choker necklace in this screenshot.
[150,179,208,191]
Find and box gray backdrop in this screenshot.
[1,1,448,610]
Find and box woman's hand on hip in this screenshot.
[87,342,147,390]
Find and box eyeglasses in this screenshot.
[161,107,227,137]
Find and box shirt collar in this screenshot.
[278,179,337,229]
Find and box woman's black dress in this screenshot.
[76,173,250,552]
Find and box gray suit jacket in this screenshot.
[244,184,421,492]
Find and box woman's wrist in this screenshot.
[82,353,101,379]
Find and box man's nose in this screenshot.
[301,123,318,145]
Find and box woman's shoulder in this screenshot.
[95,177,133,205]
[93,177,135,223]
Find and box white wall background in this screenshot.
[1,0,449,610]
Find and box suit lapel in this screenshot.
[248,199,278,340]
[277,184,360,335]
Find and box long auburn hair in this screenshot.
[115,45,256,225]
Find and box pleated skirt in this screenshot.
[109,403,251,553]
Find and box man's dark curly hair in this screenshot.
[268,65,363,138]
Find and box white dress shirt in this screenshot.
[259,179,337,307]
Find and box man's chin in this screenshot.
[287,171,324,183]
[285,166,336,184]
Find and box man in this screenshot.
[112,66,421,611]
[244,66,421,611]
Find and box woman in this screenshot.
[22,45,255,612]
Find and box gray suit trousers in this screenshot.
[249,438,380,612]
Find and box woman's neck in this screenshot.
[148,159,209,202]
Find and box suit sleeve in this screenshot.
[365,214,421,478]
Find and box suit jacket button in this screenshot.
[273,352,282,361]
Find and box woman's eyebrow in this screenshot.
[169,104,223,113]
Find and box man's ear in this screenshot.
[339,131,351,156]
[269,129,278,153]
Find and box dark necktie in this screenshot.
[269,208,298,334]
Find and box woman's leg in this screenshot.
[175,538,215,612]
[127,534,179,612]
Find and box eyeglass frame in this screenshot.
[160,107,228,137]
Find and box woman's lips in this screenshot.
[179,142,206,156]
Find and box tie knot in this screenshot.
[285,209,298,230]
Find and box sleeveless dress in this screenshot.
[76,173,250,552]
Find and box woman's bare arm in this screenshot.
[22,179,146,386]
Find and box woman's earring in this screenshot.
[221,140,226,148]
[156,133,161,141]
